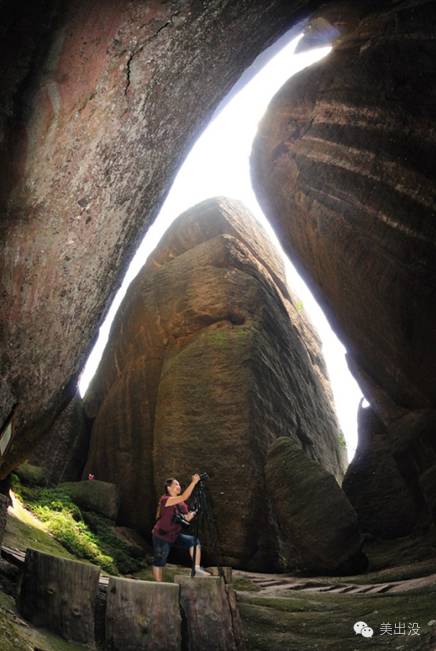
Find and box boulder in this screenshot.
[251,0,436,422]
[59,480,120,520]
[266,437,367,575]
[83,198,344,570]
[14,463,46,487]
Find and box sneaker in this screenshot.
[194,567,210,577]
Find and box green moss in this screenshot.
[204,327,250,346]
[232,576,262,592]
[81,511,146,574]
[9,475,138,575]
[4,509,77,560]
[31,505,116,574]
[237,589,436,650]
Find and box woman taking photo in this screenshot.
[152,473,210,581]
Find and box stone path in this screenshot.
[234,568,436,596]
[3,542,436,595]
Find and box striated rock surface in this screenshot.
[83,198,346,570]
[251,0,436,423]
[266,437,366,575]
[0,0,321,478]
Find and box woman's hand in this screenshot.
[185,510,197,522]
[167,474,201,506]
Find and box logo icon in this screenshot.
[354,621,374,638]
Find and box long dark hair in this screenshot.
[155,478,177,520]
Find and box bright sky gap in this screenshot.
[78,28,363,462]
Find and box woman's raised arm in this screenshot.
[165,474,200,506]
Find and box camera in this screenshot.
[173,512,190,527]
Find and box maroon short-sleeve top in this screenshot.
[152,495,188,543]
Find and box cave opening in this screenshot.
[78,23,363,462]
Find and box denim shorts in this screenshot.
[152,533,200,567]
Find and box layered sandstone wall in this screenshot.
[251,0,436,535]
[251,0,436,423]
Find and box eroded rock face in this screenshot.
[83,198,345,570]
[251,0,436,422]
[342,405,417,539]
[0,0,317,477]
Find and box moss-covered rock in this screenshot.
[6,480,149,575]
[59,480,120,520]
[15,463,46,487]
[82,511,147,574]
[266,437,367,575]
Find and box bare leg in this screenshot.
[189,545,202,566]
[152,566,163,582]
